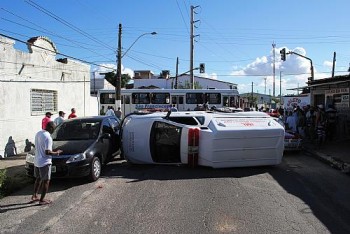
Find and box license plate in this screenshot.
[51,166,56,173]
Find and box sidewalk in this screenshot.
[302,138,350,174]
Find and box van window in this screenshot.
[150,121,182,163]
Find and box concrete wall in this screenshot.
[0,36,97,157]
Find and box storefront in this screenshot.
[309,75,350,137]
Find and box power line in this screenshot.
[25,0,115,51]
[0,33,116,71]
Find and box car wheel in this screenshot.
[89,157,101,182]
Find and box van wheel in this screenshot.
[89,157,101,182]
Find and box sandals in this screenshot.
[39,199,52,205]
[29,196,40,203]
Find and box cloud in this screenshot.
[323,60,333,68]
[231,47,315,94]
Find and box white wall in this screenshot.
[134,75,236,90]
[0,36,96,157]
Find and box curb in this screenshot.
[302,146,350,174]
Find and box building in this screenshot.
[0,35,97,157]
[239,93,273,110]
[133,71,238,90]
[307,74,350,137]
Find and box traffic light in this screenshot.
[199,63,205,73]
[307,77,312,85]
[280,48,286,61]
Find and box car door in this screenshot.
[107,117,121,155]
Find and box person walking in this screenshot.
[41,112,52,129]
[54,111,65,126]
[31,121,62,205]
[68,108,77,119]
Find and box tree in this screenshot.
[104,72,131,88]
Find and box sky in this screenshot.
[1,0,350,95]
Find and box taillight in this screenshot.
[188,128,199,167]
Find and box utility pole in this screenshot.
[331,51,336,78]
[190,5,199,89]
[280,71,282,104]
[251,82,254,108]
[116,23,122,109]
[264,77,267,95]
[175,57,179,89]
[272,42,276,97]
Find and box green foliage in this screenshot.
[104,72,131,88]
[0,169,8,198]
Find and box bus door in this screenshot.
[122,94,132,116]
[172,95,185,111]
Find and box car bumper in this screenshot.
[25,159,91,178]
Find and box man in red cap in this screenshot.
[41,112,52,129]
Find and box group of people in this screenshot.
[33,107,77,205]
[41,108,77,130]
[100,106,123,119]
[283,104,338,145]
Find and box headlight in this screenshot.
[26,153,35,164]
[66,153,86,163]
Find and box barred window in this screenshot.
[31,89,57,115]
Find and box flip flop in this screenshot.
[29,197,40,204]
[39,199,52,205]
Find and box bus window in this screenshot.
[151,93,170,104]
[223,96,229,107]
[100,93,115,104]
[186,93,203,104]
[172,96,184,104]
[132,93,150,104]
[125,95,130,104]
[205,93,221,104]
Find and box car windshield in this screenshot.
[52,119,101,141]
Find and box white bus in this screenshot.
[98,89,240,115]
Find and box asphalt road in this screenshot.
[1,152,350,234]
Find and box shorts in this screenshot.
[34,164,52,180]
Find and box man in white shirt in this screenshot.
[54,111,65,126]
[105,106,116,116]
[31,121,62,205]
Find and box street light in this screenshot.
[115,23,157,109]
[122,32,157,59]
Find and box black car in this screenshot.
[25,116,121,181]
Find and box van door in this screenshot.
[149,121,182,163]
[171,95,185,111]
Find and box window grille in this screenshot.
[31,89,57,115]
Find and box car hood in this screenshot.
[53,140,95,155]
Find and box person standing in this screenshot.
[68,108,77,119]
[315,104,327,145]
[105,106,115,116]
[41,112,52,129]
[326,104,337,142]
[54,111,65,126]
[31,121,62,205]
[115,107,123,119]
[99,106,105,115]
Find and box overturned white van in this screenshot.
[120,111,285,168]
